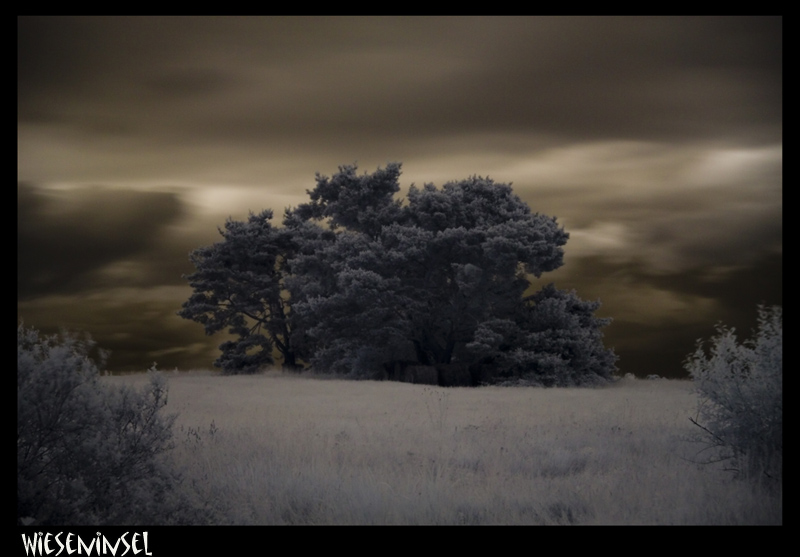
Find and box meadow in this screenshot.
[105,371,782,525]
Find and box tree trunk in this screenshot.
[281,351,304,372]
[412,340,432,365]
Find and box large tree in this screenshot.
[178,210,301,374]
[181,163,617,384]
[286,163,616,384]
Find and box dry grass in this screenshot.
[105,371,782,525]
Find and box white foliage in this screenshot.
[684,305,782,483]
[17,325,210,525]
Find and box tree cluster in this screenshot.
[180,163,617,385]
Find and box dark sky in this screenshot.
[18,16,782,377]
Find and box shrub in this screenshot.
[17,324,208,525]
[684,305,782,483]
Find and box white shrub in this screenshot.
[684,305,782,483]
[17,324,210,525]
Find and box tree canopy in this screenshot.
[180,163,617,385]
[178,210,301,373]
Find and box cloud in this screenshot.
[561,222,635,260]
[18,183,185,299]
[640,201,782,272]
[542,252,781,377]
[17,286,224,372]
[494,142,782,272]
[18,17,781,160]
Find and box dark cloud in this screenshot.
[18,17,781,152]
[18,183,185,299]
[543,252,781,377]
[358,16,777,146]
[144,68,238,99]
[641,205,782,270]
[644,252,782,327]
[17,287,223,372]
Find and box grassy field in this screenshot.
[105,371,782,525]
